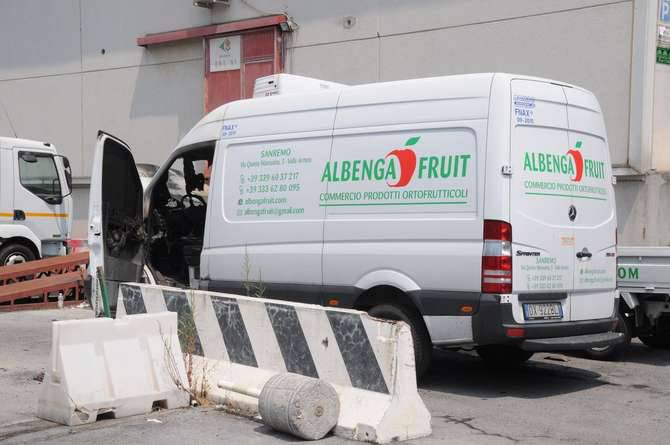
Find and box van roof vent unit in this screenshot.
[252,74,347,98]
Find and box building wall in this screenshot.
[0,0,209,180]
[1,0,667,246]
[0,0,211,236]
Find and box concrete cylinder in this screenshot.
[258,373,340,440]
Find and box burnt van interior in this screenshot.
[147,144,215,286]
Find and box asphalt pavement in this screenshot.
[1,308,669,444]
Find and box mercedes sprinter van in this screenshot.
[89,73,622,374]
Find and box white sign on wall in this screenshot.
[209,35,241,72]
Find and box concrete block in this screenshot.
[37,312,190,425]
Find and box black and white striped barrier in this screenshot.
[116,283,431,443]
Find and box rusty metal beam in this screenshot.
[0,251,88,283]
[0,252,89,311]
[137,15,287,47]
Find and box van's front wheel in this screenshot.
[368,303,432,378]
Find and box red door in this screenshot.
[204,28,281,112]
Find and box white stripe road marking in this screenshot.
[297,307,352,388]
[191,290,229,361]
[236,298,286,373]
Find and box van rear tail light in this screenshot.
[482,220,512,294]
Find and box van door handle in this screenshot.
[13,210,25,221]
[576,249,592,259]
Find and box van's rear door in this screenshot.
[88,131,144,314]
[510,80,575,321]
[564,88,617,321]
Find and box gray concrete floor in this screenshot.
[2,308,670,444]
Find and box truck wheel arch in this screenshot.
[0,224,42,258]
[0,236,40,260]
[620,292,639,311]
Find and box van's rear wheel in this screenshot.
[368,303,432,378]
[0,243,36,266]
[476,345,534,366]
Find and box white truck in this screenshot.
[88,74,623,375]
[587,247,670,358]
[0,137,73,265]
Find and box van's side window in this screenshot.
[163,157,210,206]
[18,152,61,201]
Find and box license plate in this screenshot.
[523,302,563,320]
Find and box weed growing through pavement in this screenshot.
[242,246,266,298]
[160,290,215,407]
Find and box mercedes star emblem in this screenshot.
[568,205,577,221]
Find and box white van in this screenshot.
[89,74,622,374]
[0,137,73,265]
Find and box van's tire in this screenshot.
[476,345,534,366]
[368,303,432,378]
[0,243,36,266]
[585,310,632,360]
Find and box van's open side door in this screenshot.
[88,131,144,314]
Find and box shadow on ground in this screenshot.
[420,349,608,399]
[569,341,670,366]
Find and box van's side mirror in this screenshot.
[20,153,38,163]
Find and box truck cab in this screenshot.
[0,137,73,265]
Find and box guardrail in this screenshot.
[0,251,89,311]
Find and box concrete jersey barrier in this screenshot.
[117,283,431,443]
[37,311,190,425]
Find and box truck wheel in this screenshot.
[639,335,670,349]
[0,243,36,266]
[586,310,631,360]
[476,345,534,366]
[368,303,433,378]
[640,318,670,349]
